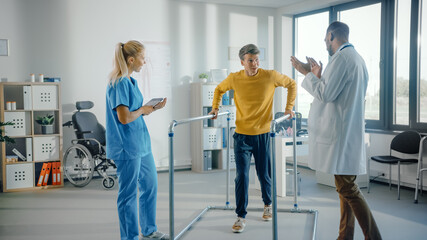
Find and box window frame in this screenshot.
[292,0,427,132]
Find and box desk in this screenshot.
[253,135,308,197]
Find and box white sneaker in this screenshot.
[141,231,170,240]
[262,205,272,221]
[232,217,246,233]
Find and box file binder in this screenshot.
[51,162,58,185]
[203,150,212,171]
[37,163,48,187]
[26,138,32,162]
[203,107,208,127]
[23,86,32,110]
[42,162,52,186]
[56,162,61,185]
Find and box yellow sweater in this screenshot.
[212,69,297,135]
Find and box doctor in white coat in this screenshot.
[291,21,382,240]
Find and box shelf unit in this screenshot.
[0,82,63,192]
[190,82,236,172]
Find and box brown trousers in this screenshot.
[334,175,382,240]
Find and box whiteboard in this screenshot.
[132,41,173,168]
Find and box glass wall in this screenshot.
[293,0,427,131]
[419,0,427,123]
[338,3,382,121]
[393,0,411,125]
[294,11,329,119]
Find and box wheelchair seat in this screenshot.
[72,101,106,155]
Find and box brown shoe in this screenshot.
[232,217,246,233]
[262,205,272,221]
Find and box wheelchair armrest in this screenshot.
[71,138,102,154]
[62,121,73,127]
[76,130,93,134]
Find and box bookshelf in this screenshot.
[0,82,63,192]
[190,82,236,172]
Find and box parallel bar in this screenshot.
[168,112,230,240]
[269,114,290,240]
[169,111,318,240]
[270,133,277,240]
[269,113,318,240]
[226,116,231,207]
[292,117,299,209]
[168,131,175,239]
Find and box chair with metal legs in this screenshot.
[414,136,427,203]
[369,131,421,200]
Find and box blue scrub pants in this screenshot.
[234,132,271,218]
[115,153,158,240]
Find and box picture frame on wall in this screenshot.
[0,39,9,56]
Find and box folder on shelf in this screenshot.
[26,138,32,162]
[23,86,32,110]
[37,162,48,187]
[42,162,52,186]
[56,162,62,185]
[51,162,57,185]
[203,107,208,127]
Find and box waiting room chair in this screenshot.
[369,131,421,200]
[414,136,427,203]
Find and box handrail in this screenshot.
[270,114,291,133]
[168,112,229,133]
[269,114,291,240]
[168,111,231,240]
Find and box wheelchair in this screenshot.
[62,101,117,189]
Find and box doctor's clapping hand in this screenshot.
[291,56,323,79]
[307,57,323,79]
[291,56,311,76]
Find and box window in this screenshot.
[294,11,329,119]
[419,0,427,123]
[292,0,427,131]
[393,0,411,125]
[338,3,382,121]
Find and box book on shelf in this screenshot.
[12,148,26,161]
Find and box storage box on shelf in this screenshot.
[0,82,63,192]
[190,82,236,172]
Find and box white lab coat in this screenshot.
[302,43,368,175]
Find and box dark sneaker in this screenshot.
[141,231,169,240]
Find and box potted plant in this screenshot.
[198,73,209,83]
[35,114,55,134]
[0,121,15,143]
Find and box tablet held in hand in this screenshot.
[144,98,165,107]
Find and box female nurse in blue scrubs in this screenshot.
[106,40,168,240]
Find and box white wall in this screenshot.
[0,0,173,167]
[0,0,276,168]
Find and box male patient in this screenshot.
[209,44,296,233]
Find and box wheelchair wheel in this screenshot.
[102,176,115,190]
[64,144,94,187]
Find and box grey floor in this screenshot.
[1,167,427,240]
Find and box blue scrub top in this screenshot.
[106,77,151,160]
